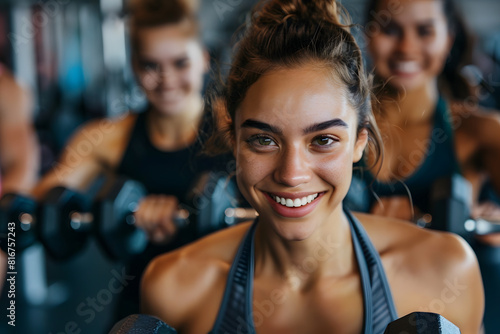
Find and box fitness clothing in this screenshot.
[210,208,398,334]
[116,111,226,201]
[345,96,461,214]
[113,110,233,320]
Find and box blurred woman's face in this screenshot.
[233,66,367,240]
[367,0,452,92]
[133,23,207,116]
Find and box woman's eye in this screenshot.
[175,59,190,69]
[312,136,337,147]
[417,26,434,37]
[246,135,277,149]
[141,61,159,71]
[382,23,400,37]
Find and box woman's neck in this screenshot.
[378,80,439,127]
[146,95,204,150]
[254,206,356,290]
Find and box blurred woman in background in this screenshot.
[349,0,500,331]
[32,0,231,320]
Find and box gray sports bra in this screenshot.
[209,207,398,334]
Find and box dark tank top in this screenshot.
[116,111,225,201]
[209,208,398,334]
[346,97,461,214]
[113,110,232,318]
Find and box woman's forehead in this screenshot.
[237,66,355,125]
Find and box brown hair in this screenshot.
[127,0,200,54]
[206,0,383,166]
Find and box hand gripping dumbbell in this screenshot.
[0,193,37,252]
[95,172,256,261]
[38,172,255,261]
[109,312,460,334]
[428,174,500,242]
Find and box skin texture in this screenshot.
[141,65,484,334]
[366,0,500,247]
[32,23,208,244]
[0,65,39,293]
[0,67,39,195]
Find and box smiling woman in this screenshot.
[140,0,484,333]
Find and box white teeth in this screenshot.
[395,61,420,74]
[271,193,320,208]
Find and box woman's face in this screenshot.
[367,0,452,92]
[234,66,367,240]
[133,23,207,116]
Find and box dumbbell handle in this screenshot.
[171,207,257,228]
[69,211,94,232]
[465,218,500,235]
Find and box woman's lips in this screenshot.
[263,192,325,218]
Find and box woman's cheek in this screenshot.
[316,150,354,192]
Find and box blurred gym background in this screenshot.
[0,0,499,333]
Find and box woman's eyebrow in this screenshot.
[303,119,348,134]
[241,119,283,134]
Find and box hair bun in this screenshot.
[255,0,342,27]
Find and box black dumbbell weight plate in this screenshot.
[0,194,37,252]
[38,187,92,260]
[95,177,148,261]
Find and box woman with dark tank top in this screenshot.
[347,0,500,245]
[31,0,231,320]
[140,1,484,333]
[344,1,500,331]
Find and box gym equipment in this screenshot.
[384,312,460,333]
[428,174,500,242]
[110,312,459,334]
[95,172,256,261]
[109,314,177,334]
[93,177,149,261]
[37,175,107,260]
[38,172,256,261]
[0,193,37,252]
[38,186,97,260]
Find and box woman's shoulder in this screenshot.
[354,212,471,261]
[355,212,484,332]
[451,102,500,137]
[140,222,252,329]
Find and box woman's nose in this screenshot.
[158,67,178,89]
[396,31,419,56]
[273,146,312,187]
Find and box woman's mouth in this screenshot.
[391,60,421,76]
[264,192,324,218]
[270,193,319,207]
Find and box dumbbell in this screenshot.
[37,175,109,260]
[95,172,256,261]
[385,312,460,333]
[39,172,256,261]
[109,312,460,334]
[428,174,500,242]
[0,193,37,252]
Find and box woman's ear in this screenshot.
[353,128,368,163]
